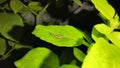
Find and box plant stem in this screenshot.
[0,44,15,61]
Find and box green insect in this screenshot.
[50,33,64,39]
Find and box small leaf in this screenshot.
[32,25,84,47]
[73,48,85,62]
[107,31,120,48]
[10,0,24,13]
[60,64,79,68]
[91,0,115,19]
[94,23,112,35]
[73,0,82,6]
[110,15,120,29]
[70,59,78,65]
[92,27,105,41]
[14,44,33,49]
[82,38,120,68]
[8,41,33,49]
[0,13,24,41]
[0,37,6,55]
[28,1,42,11]
[10,0,34,14]
[14,47,59,68]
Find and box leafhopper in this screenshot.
[50,33,64,39]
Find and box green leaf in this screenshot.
[10,0,33,13]
[91,0,115,19]
[10,0,24,13]
[14,44,33,49]
[110,15,120,29]
[60,64,79,68]
[10,0,37,15]
[32,25,84,47]
[82,38,120,68]
[28,1,42,11]
[14,47,59,68]
[94,23,112,35]
[92,27,105,41]
[70,59,78,65]
[0,37,6,55]
[73,0,82,6]
[73,48,85,62]
[8,41,33,49]
[107,32,120,48]
[0,13,24,41]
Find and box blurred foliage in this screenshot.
[0,0,120,68]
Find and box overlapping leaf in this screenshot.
[0,13,24,41]
[92,27,105,41]
[94,23,112,35]
[92,23,112,41]
[82,38,120,68]
[107,31,120,48]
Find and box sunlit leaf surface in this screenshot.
[14,47,59,68]
[82,38,120,68]
[107,31,120,48]
[91,0,115,19]
[32,25,84,47]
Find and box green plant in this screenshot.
[0,0,120,68]
[0,0,50,61]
